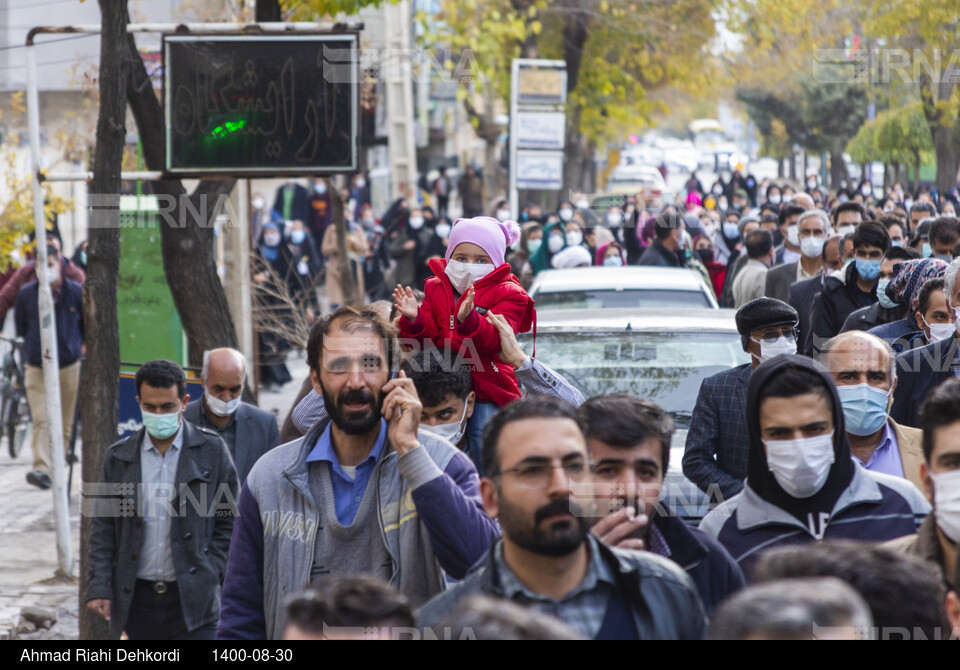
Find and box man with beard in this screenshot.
[218,307,500,640]
[417,396,706,640]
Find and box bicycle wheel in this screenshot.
[8,395,30,459]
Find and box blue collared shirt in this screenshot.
[851,421,904,479]
[306,418,387,525]
[138,423,184,581]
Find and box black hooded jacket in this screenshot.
[742,355,855,522]
[699,355,930,574]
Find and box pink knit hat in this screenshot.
[444,216,521,267]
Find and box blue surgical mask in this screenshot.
[526,238,542,255]
[722,223,740,239]
[876,278,897,309]
[922,243,933,258]
[855,257,882,281]
[837,383,890,437]
[141,408,182,440]
[290,229,306,244]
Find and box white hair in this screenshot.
[202,348,246,380]
[945,257,960,308]
[798,209,829,232]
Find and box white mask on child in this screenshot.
[445,259,494,294]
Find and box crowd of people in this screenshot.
[8,165,960,639]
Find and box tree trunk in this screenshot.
[914,150,922,193]
[778,157,785,179]
[932,123,960,194]
[829,149,848,190]
[788,149,797,181]
[255,0,282,21]
[81,0,127,640]
[329,179,358,306]
[121,8,240,368]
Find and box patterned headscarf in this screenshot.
[887,258,949,306]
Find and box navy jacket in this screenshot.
[184,399,281,485]
[638,239,681,268]
[14,279,84,368]
[682,363,752,501]
[867,318,922,354]
[809,263,876,355]
[890,337,958,428]
[652,512,745,615]
[699,467,930,577]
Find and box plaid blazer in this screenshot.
[682,363,753,503]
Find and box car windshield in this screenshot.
[534,289,712,310]
[519,330,750,428]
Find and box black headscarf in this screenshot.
[745,355,855,522]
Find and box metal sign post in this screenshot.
[509,59,567,220]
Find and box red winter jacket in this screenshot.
[399,258,535,407]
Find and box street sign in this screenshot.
[163,33,359,176]
[516,150,564,190]
[517,68,567,105]
[516,111,566,150]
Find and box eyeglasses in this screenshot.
[752,328,799,345]
[495,458,591,490]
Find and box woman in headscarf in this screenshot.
[529,220,567,274]
[698,355,929,577]
[867,257,949,352]
[253,219,295,390]
[594,241,625,267]
[693,233,725,300]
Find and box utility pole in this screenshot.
[383,0,417,201]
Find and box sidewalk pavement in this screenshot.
[0,349,310,640]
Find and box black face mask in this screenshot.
[697,248,715,264]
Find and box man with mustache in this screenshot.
[418,396,706,639]
[218,307,500,640]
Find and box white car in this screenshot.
[518,308,750,523]
[529,266,720,311]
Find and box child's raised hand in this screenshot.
[457,286,475,324]
[392,284,419,321]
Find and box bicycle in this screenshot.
[0,335,31,459]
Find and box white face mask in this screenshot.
[356,178,366,188]
[496,209,511,222]
[837,224,856,237]
[205,390,242,417]
[548,234,565,254]
[607,212,622,226]
[558,207,573,222]
[409,216,425,230]
[923,315,955,343]
[46,263,60,285]
[435,223,452,239]
[603,255,623,267]
[314,182,328,194]
[424,402,469,446]
[751,335,798,363]
[800,235,826,259]
[263,231,281,247]
[786,224,800,247]
[445,259,493,294]
[783,193,794,202]
[566,231,583,247]
[252,197,265,210]
[931,469,960,543]
[769,194,782,205]
[765,431,836,498]
[575,199,589,209]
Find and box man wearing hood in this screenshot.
[682,298,799,502]
[699,355,930,576]
[808,222,891,356]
